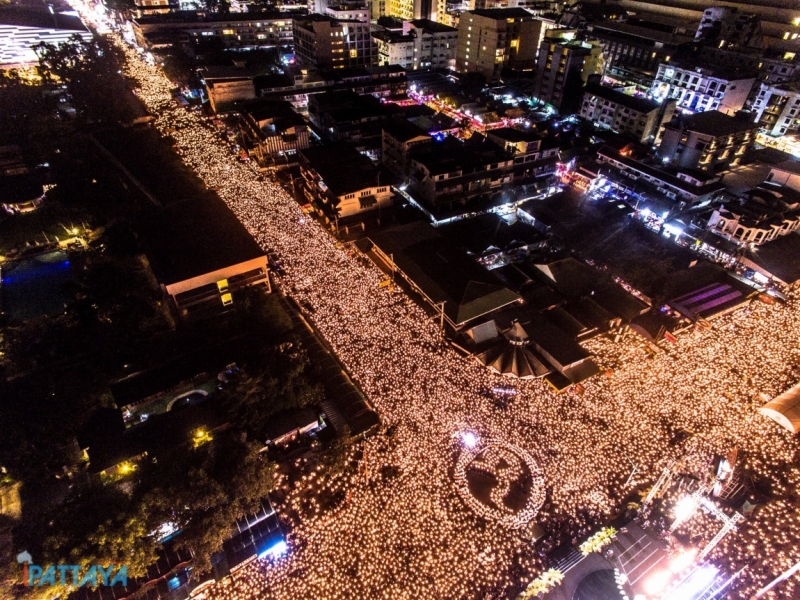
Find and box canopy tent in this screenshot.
[758,382,800,434]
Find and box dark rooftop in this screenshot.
[134,9,289,25]
[487,127,544,143]
[665,110,758,137]
[0,174,43,204]
[410,134,509,176]
[0,6,87,30]
[744,233,800,285]
[466,8,536,19]
[140,198,265,286]
[583,83,660,114]
[382,118,430,143]
[409,18,457,33]
[369,222,521,327]
[299,141,380,197]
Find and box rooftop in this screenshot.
[665,110,758,137]
[598,146,724,197]
[140,198,265,286]
[465,8,536,20]
[134,9,289,25]
[369,222,521,327]
[300,141,380,197]
[0,6,87,30]
[583,83,660,114]
[589,20,694,45]
[382,118,430,143]
[409,18,457,33]
[486,127,544,143]
[744,233,800,285]
[410,135,509,177]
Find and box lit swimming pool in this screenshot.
[0,250,74,319]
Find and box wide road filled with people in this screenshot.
[118,38,800,600]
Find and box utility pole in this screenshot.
[390,253,395,286]
[437,301,446,340]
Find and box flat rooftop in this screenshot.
[0,6,87,30]
[140,198,265,286]
[666,111,759,137]
[583,83,660,114]
[299,141,379,197]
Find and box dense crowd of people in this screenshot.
[109,36,800,599]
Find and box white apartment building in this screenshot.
[650,62,756,116]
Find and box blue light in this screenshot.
[259,540,288,560]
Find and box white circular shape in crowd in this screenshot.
[454,437,546,529]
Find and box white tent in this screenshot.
[759,382,800,434]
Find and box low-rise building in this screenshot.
[658,110,758,172]
[408,131,557,211]
[707,182,800,245]
[533,29,604,111]
[293,14,376,70]
[765,161,800,192]
[752,80,800,138]
[579,83,677,144]
[240,101,310,161]
[324,2,371,22]
[597,145,724,203]
[381,118,432,175]
[695,6,763,50]
[131,11,294,51]
[298,141,394,219]
[140,199,270,317]
[587,16,696,86]
[650,62,757,116]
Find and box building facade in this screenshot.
[293,14,376,69]
[455,8,542,80]
[579,83,677,144]
[298,142,394,218]
[373,19,457,70]
[650,62,757,116]
[658,110,758,172]
[382,119,432,174]
[586,17,695,86]
[533,30,604,111]
[708,183,800,246]
[132,11,294,51]
[752,80,800,138]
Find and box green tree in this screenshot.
[34,35,142,123]
[219,355,324,439]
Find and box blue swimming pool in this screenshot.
[0,250,74,319]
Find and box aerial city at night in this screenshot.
[2,0,800,598]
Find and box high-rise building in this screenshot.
[455,8,542,80]
[695,6,763,50]
[293,14,377,69]
[532,30,604,111]
[386,0,437,22]
[373,19,457,70]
